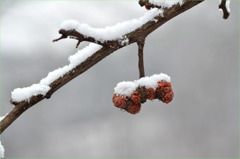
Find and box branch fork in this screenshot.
[1,1,206,134]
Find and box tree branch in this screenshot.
[219,0,230,19]
[139,0,163,10]
[53,29,116,48]
[137,39,145,78]
[1,0,204,134]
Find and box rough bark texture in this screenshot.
[1,1,204,134]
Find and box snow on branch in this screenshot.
[54,8,163,48]
[1,1,204,134]
[11,43,102,104]
[114,73,170,97]
[139,0,183,10]
[219,0,230,19]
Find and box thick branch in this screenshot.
[219,0,230,19]
[1,0,204,134]
[137,39,145,78]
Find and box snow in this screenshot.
[219,0,231,13]
[40,66,71,86]
[226,0,230,13]
[114,81,137,97]
[69,43,102,68]
[119,37,129,46]
[60,8,163,42]
[0,116,7,158]
[11,43,102,103]
[0,114,8,122]
[114,73,171,97]
[11,84,50,103]
[149,0,184,8]
[11,8,165,103]
[0,141,4,158]
[11,6,173,103]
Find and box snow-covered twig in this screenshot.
[53,8,163,48]
[219,0,230,19]
[1,1,204,134]
[139,0,184,10]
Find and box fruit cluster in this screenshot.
[112,80,174,114]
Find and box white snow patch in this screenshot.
[40,65,71,86]
[69,43,102,68]
[0,141,4,158]
[114,73,171,97]
[219,0,231,13]
[149,0,184,8]
[60,8,163,42]
[114,81,137,97]
[11,43,102,103]
[11,84,50,103]
[152,18,158,23]
[119,37,129,46]
[0,114,8,122]
[226,0,230,13]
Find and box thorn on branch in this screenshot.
[219,0,230,19]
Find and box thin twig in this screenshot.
[219,0,230,19]
[0,0,204,134]
[137,39,145,78]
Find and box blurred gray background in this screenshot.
[1,1,239,158]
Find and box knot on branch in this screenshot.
[113,79,174,114]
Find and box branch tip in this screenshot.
[53,35,67,42]
[76,40,81,48]
[219,0,230,19]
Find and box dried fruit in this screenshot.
[127,102,141,114]
[147,88,155,100]
[162,91,174,104]
[112,94,127,108]
[156,80,174,103]
[131,91,141,104]
[145,6,151,10]
[113,77,174,114]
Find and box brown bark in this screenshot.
[137,40,145,78]
[219,0,230,19]
[1,1,204,134]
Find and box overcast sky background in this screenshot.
[1,1,239,158]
